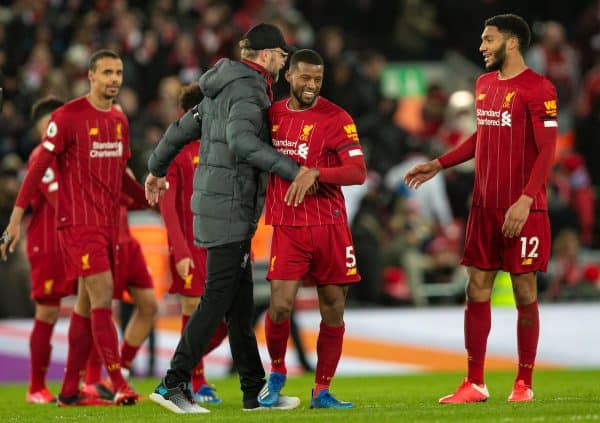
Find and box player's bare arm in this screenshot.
[403,159,443,189]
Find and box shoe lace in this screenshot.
[319,391,338,406]
[179,383,197,404]
[199,385,216,397]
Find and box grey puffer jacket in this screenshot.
[148,59,300,247]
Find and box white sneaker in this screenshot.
[149,380,210,414]
[243,395,301,411]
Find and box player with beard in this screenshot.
[2,50,140,406]
[146,23,314,413]
[257,49,366,409]
[404,14,557,403]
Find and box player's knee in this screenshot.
[35,306,59,324]
[270,300,293,321]
[465,283,492,301]
[512,287,536,305]
[139,298,159,319]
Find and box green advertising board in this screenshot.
[380,64,427,98]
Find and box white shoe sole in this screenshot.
[245,395,300,411]
[149,393,210,414]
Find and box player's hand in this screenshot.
[502,195,533,238]
[144,173,168,206]
[403,159,442,189]
[1,209,23,261]
[307,180,319,195]
[286,166,319,207]
[175,257,194,280]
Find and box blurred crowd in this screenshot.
[1,0,600,314]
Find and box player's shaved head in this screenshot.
[289,49,324,70]
[485,14,531,53]
[89,49,121,71]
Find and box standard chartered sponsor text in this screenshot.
[272,139,298,156]
[476,109,501,117]
[90,141,123,158]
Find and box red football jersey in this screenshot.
[266,97,363,226]
[161,141,202,262]
[41,96,131,227]
[26,145,59,255]
[472,69,558,210]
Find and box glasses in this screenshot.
[268,49,288,59]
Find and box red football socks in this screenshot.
[205,320,227,354]
[29,319,55,392]
[120,341,141,371]
[314,321,344,392]
[465,300,491,386]
[84,345,102,384]
[61,312,93,398]
[516,300,539,387]
[91,308,127,391]
[191,359,207,392]
[181,314,190,334]
[265,313,290,374]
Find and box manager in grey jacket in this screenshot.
[146,23,318,413]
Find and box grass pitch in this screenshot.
[1,370,599,422]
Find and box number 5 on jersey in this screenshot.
[346,246,358,276]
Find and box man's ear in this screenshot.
[285,70,291,83]
[509,36,519,52]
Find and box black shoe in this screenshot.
[149,378,210,414]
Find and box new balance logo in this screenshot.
[184,274,193,289]
[81,254,91,270]
[501,111,512,127]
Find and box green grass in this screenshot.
[1,370,599,421]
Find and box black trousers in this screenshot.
[166,239,265,406]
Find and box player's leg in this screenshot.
[258,279,301,406]
[465,266,496,384]
[84,270,136,405]
[310,283,353,409]
[508,271,538,402]
[440,207,502,404]
[306,224,359,409]
[58,279,98,404]
[259,225,308,407]
[439,266,496,404]
[503,210,549,402]
[121,286,158,373]
[119,238,158,374]
[27,301,59,403]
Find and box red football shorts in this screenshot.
[113,237,153,299]
[169,245,207,297]
[461,206,551,274]
[29,252,76,302]
[267,224,361,285]
[58,225,116,280]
